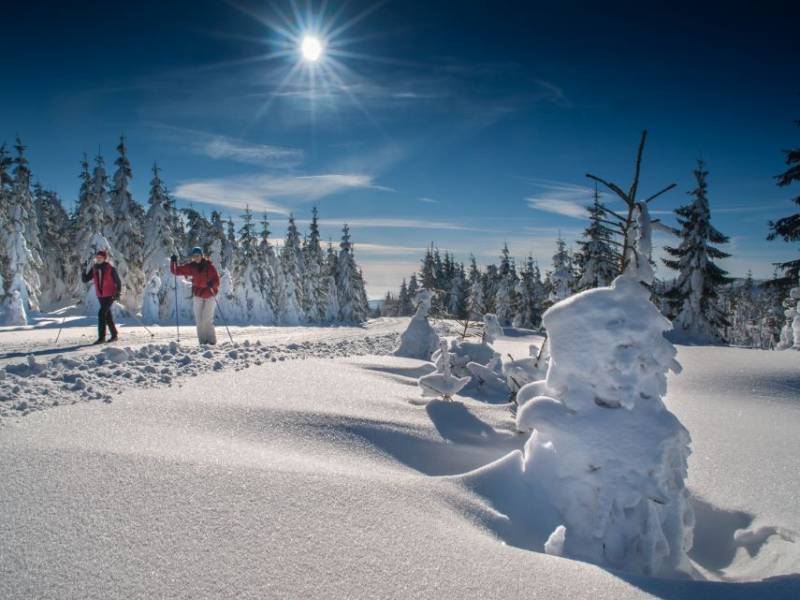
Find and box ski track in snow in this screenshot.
[0,331,401,423]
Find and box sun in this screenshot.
[300,35,323,62]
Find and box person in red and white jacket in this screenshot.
[81,249,122,344]
[170,246,221,345]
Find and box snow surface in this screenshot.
[1,322,799,598]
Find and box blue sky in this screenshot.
[2,0,798,297]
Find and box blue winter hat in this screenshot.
[191,246,203,256]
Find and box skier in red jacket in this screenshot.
[81,249,122,344]
[170,246,221,345]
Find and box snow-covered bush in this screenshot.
[513,201,694,577]
[431,337,499,378]
[482,313,503,344]
[779,276,800,350]
[503,345,547,394]
[465,357,509,398]
[418,340,471,400]
[141,275,161,325]
[515,272,693,576]
[4,289,27,325]
[395,290,440,360]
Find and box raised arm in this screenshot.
[81,265,94,283]
[170,256,193,277]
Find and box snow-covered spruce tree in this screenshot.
[69,155,103,298]
[514,255,544,329]
[548,236,574,305]
[3,201,38,322]
[0,145,12,310]
[511,132,692,576]
[778,274,800,350]
[494,243,518,326]
[575,185,619,290]
[723,272,759,347]
[302,207,327,323]
[222,217,237,272]
[280,214,305,324]
[466,255,484,320]
[766,118,800,348]
[336,224,369,323]
[767,117,800,284]
[256,213,277,323]
[662,160,732,342]
[110,136,145,312]
[208,211,227,266]
[396,278,413,316]
[321,240,340,322]
[34,185,70,308]
[447,263,468,318]
[92,154,113,238]
[142,163,176,280]
[182,207,213,256]
[167,190,187,258]
[234,206,272,323]
[8,138,43,313]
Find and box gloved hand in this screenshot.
[170,254,178,263]
[207,281,215,289]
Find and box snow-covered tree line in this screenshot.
[0,136,370,325]
[382,188,628,329]
[382,158,795,348]
[381,244,554,330]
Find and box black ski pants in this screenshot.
[98,296,118,340]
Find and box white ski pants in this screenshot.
[193,296,217,345]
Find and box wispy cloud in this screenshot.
[524,178,594,220]
[352,243,426,255]
[526,198,588,219]
[146,123,303,167]
[308,217,502,232]
[174,173,390,214]
[418,197,439,204]
[172,179,289,215]
[203,137,301,166]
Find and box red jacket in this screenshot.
[170,258,220,299]
[82,263,120,299]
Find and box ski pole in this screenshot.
[174,262,180,343]
[54,314,66,345]
[113,301,155,338]
[210,293,234,344]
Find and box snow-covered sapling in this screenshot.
[394,289,440,360]
[418,340,471,401]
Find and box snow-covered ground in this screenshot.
[1,320,799,598]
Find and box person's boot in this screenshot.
[108,328,118,343]
[92,337,106,345]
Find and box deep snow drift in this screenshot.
[1,321,799,598]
